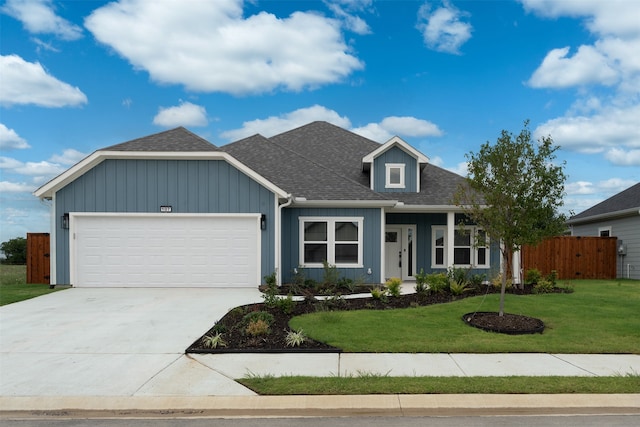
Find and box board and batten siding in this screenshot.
[54,158,276,284]
[372,146,418,192]
[572,215,640,280]
[281,207,382,284]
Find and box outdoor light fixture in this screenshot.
[260,214,267,230]
[61,213,69,229]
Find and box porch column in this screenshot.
[447,211,455,269]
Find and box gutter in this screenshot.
[276,194,293,286]
[566,207,640,225]
[291,199,397,208]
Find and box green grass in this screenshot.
[240,375,640,395]
[290,280,640,353]
[0,264,66,306]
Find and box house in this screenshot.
[34,121,501,288]
[567,182,640,279]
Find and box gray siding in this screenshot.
[54,159,276,284]
[373,146,418,192]
[572,215,640,280]
[281,207,382,284]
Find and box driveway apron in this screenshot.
[0,287,261,397]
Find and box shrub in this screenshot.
[525,268,542,284]
[322,260,340,285]
[414,268,428,294]
[276,294,295,314]
[426,273,449,294]
[449,280,469,296]
[285,329,306,347]
[246,319,270,336]
[202,332,226,349]
[385,277,402,297]
[546,270,558,286]
[370,287,388,301]
[533,279,554,294]
[469,273,486,290]
[337,277,356,293]
[242,311,274,327]
[448,267,468,287]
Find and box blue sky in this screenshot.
[1,0,639,243]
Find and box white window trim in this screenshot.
[299,216,364,268]
[598,226,612,237]
[385,163,405,188]
[431,225,447,268]
[452,226,490,269]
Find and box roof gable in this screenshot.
[362,135,429,170]
[101,127,218,152]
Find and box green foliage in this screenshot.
[447,267,468,287]
[276,294,295,314]
[533,279,555,294]
[525,268,543,284]
[202,332,226,349]
[285,329,307,347]
[449,280,469,296]
[469,273,486,289]
[385,277,402,297]
[414,268,428,294]
[454,120,568,315]
[337,277,357,293]
[546,270,558,286]
[1,237,27,265]
[242,311,274,327]
[425,273,449,294]
[322,260,340,285]
[370,286,387,301]
[264,271,277,290]
[0,265,66,306]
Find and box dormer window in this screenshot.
[385,163,405,188]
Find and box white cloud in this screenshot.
[520,0,640,37]
[604,148,640,166]
[527,45,619,88]
[221,105,351,140]
[0,124,30,150]
[0,181,35,193]
[0,155,65,176]
[48,148,86,166]
[352,116,443,141]
[416,1,472,54]
[2,0,82,40]
[533,104,640,156]
[565,177,638,215]
[85,0,363,95]
[325,0,373,35]
[0,54,88,107]
[153,101,208,128]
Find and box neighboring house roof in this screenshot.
[568,182,640,224]
[101,127,219,151]
[223,121,467,206]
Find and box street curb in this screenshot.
[1,394,639,418]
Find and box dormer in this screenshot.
[362,136,429,193]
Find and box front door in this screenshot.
[384,225,416,281]
[385,227,402,280]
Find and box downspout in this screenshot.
[276,194,293,286]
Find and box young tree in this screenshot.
[0,237,27,265]
[454,121,567,316]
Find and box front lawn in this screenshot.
[0,264,65,306]
[289,280,640,353]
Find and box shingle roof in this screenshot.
[223,121,467,205]
[101,127,218,152]
[569,182,640,222]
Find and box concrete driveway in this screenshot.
[0,287,262,397]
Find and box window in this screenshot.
[453,227,490,268]
[598,226,611,237]
[432,226,446,267]
[385,163,405,188]
[300,217,363,267]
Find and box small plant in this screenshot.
[285,329,307,347]
[242,310,274,327]
[469,273,486,290]
[448,267,468,287]
[533,279,554,294]
[337,277,357,293]
[319,294,346,310]
[546,270,558,286]
[264,271,277,291]
[449,280,469,296]
[524,268,542,284]
[414,268,428,294]
[370,286,388,301]
[426,272,449,294]
[322,260,340,285]
[262,271,279,308]
[385,277,402,297]
[245,319,270,336]
[202,332,226,349]
[276,293,295,314]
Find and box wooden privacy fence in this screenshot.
[26,233,50,284]
[521,236,617,280]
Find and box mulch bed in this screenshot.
[186,284,562,354]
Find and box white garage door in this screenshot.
[72,214,260,287]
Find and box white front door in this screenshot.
[385,227,402,280]
[384,225,417,281]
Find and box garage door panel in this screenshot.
[73,215,260,288]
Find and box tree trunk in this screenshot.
[499,246,513,317]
